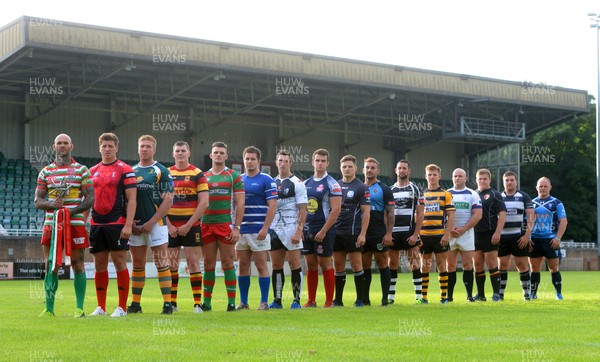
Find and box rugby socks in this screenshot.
[131,267,145,304]
[439,272,448,301]
[94,270,109,311]
[157,266,172,304]
[421,272,429,300]
[116,268,130,310]
[489,267,501,295]
[306,269,318,303]
[203,269,216,307]
[323,268,335,305]
[170,269,179,306]
[379,267,391,303]
[551,271,562,294]
[499,270,508,298]
[238,275,251,305]
[224,267,237,306]
[463,269,474,298]
[519,270,531,297]
[44,272,58,313]
[259,276,270,304]
[190,272,203,305]
[447,271,457,300]
[530,272,541,297]
[74,272,87,310]
[388,268,398,301]
[334,271,346,304]
[291,268,302,303]
[363,269,372,304]
[354,270,365,303]
[272,269,285,304]
[413,269,423,299]
[475,270,486,298]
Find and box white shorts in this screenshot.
[272,226,303,251]
[449,228,475,252]
[129,224,169,247]
[236,233,271,252]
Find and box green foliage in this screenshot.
[521,105,597,241]
[1,276,599,361]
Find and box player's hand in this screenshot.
[450,227,461,238]
[407,234,419,246]
[315,230,326,243]
[53,198,64,209]
[551,237,560,250]
[357,234,366,247]
[257,228,268,241]
[440,236,450,247]
[291,230,302,245]
[227,227,240,243]
[491,232,501,245]
[177,224,191,237]
[141,220,155,234]
[168,224,178,238]
[382,233,394,247]
[517,236,530,250]
[121,224,133,240]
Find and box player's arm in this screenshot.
[552,216,568,250]
[492,210,506,245]
[70,185,95,216]
[315,196,341,242]
[408,204,424,245]
[231,191,245,242]
[383,204,394,246]
[35,187,62,210]
[518,208,535,249]
[122,187,137,239]
[457,208,482,236]
[441,209,454,246]
[292,203,307,244]
[178,191,209,236]
[258,198,277,240]
[166,215,178,237]
[357,204,370,246]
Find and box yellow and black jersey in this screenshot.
[420,187,455,237]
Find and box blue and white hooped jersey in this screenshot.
[531,196,566,239]
[241,172,278,234]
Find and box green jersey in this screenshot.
[202,167,244,224]
[133,162,173,224]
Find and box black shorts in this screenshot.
[475,230,499,253]
[302,228,335,257]
[363,233,389,253]
[530,238,560,259]
[168,224,203,248]
[498,234,529,257]
[334,234,362,253]
[391,231,422,251]
[89,224,129,254]
[420,235,449,254]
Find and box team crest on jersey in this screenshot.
[284,188,290,195]
[347,190,355,198]
[317,184,324,192]
[93,172,99,177]
[137,176,143,182]
[213,182,219,187]
[484,194,490,200]
[372,188,378,194]
[185,176,190,181]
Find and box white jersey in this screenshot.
[271,174,308,232]
[448,187,481,228]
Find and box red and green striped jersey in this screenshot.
[168,164,209,227]
[36,158,93,226]
[201,167,244,225]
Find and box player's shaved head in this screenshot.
[452,168,466,177]
[54,133,72,144]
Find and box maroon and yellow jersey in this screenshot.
[168,164,209,227]
[89,159,137,225]
[420,187,455,237]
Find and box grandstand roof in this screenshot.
[0,16,590,155]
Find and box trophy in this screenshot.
[50,178,72,199]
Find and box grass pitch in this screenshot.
[1,271,599,361]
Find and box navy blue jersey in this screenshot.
[501,190,533,236]
[366,181,394,236]
[475,188,507,233]
[241,172,278,234]
[304,173,342,231]
[335,178,370,235]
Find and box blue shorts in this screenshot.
[302,228,335,257]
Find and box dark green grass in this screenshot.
[1,271,599,361]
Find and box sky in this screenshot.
[2,1,599,97]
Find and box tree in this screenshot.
[520,104,597,242]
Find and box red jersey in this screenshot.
[89,159,137,225]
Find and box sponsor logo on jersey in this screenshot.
[307,198,318,214]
